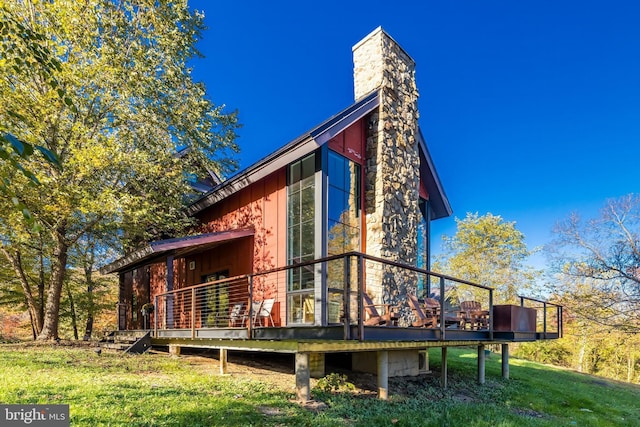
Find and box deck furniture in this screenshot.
[363,293,398,326]
[229,302,247,327]
[255,298,276,326]
[457,301,490,330]
[407,294,437,328]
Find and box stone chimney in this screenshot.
[353,27,421,322]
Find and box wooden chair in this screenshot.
[457,301,490,330]
[423,298,441,318]
[407,294,437,328]
[363,293,398,326]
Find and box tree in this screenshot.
[1,4,61,217]
[0,0,239,340]
[546,194,640,333]
[436,212,538,303]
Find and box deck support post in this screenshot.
[295,352,311,402]
[220,348,228,375]
[440,347,448,389]
[501,343,510,379]
[377,350,389,400]
[169,345,181,356]
[477,344,486,384]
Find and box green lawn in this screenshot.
[0,343,638,426]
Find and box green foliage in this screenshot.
[314,373,355,393]
[0,0,240,340]
[1,345,638,426]
[437,213,539,304]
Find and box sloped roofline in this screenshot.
[187,91,380,215]
[187,89,451,221]
[99,228,255,274]
[417,128,452,220]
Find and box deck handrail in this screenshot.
[518,295,563,338]
[148,252,561,341]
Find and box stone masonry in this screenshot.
[353,27,421,323]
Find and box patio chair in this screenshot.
[407,294,437,328]
[363,293,398,326]
[254,298,275,327]
[228,302,247,327]
[457,300,490,330]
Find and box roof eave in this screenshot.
[187,90,380,216]
[417,128,452,220]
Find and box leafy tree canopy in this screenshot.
[0,0,239,340]
[437,212,538,303]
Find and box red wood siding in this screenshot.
[328,118,365,165]
[196,169,287,322]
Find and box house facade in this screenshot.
[103,27,452,331]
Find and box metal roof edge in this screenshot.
[188,91,380,216]
[417,128,453,219]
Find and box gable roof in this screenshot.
[188,90,451,220]
[417,129,453,220]
[187,91,380,216]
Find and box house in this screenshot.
[101,27,561,401]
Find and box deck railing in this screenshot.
[151,252,559,341]
[519,295,563,338]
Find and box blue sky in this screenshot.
[188,1,639,267]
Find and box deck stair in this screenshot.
[100,330,151,354]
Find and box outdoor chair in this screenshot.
[407,294,437,328]
[457,300,490,330]
[363,293,399,326]
[254,298,275,327]
[228,302,247,327]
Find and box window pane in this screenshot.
[328,292,342,324]
[301,186,315,222]
[328,186,346,222]
[301,267,315,289]
[328,152,345,189]
[301,220,315,258]
[288,294,302,324]
[347,190,360,224]
[303,294,315,323]
[327,220,345,256]
[302,154,315,179]
[344,225,360,252]
[289,224,300,259]
[289,160,300,185]
[288,191,300,225]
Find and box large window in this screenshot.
[326,151,361,323]
[327,151,360,255]
[287,153,317,324]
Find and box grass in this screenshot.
[0,343,638,426]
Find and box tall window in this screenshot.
[287,153,317,324]
[327,151,360,255]
[326,151,361,323]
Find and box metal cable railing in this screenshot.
[148,251,559,342]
